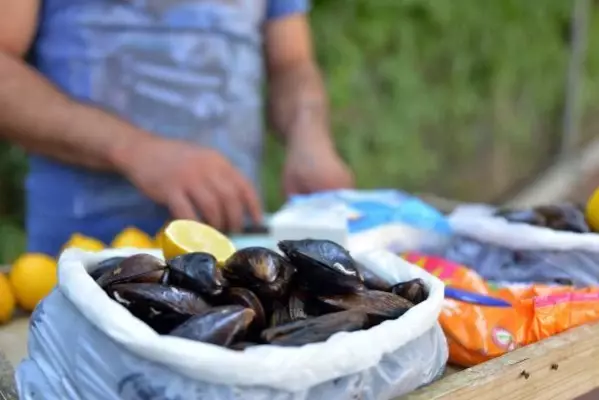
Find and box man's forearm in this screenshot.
[0,51,157,171]
[268,61,334,148]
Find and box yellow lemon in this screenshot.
[153,221,170,249]
[0,272,15,324]
[111,227,155,249]
[161,220,235,264]
[586,187,599,232]
[154,231,164,249]
[9,254,58,312]
[62,233,105,252]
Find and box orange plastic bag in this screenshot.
[402,252,599,367]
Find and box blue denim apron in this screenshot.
[26,0,308,256]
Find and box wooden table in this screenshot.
[0,351,17,400]
[401,322,599,400]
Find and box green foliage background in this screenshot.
[0,1,598,263]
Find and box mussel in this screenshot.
[495,208,547,226]
[109,283,210,333]
[261,310,368,346]
[169,305,255,346]
[278,239,364,294]
[166,252,227,297]
[96,254,166,288]
[288,291,310,321]
[391,279,428,305]
[229,341,259,351]
[269,300,292,327]
[217,287,266,332]
[268,290,317,328]
[354,261,395,292]
[90,256,127,281]
[317,290,414,322]
[222,247,295,300]
[535,204,589,233]
[495,203,590,233]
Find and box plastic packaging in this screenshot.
[16,248,447,400]
[403,252,599,367]
[443,204,599,286]
[273,190,452,255]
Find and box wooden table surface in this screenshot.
[401,322,599,400]
[0,351,17,400]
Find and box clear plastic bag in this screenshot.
[444,205,599,286]
[16,249,447,400]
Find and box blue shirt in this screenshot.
[27,0,309,256]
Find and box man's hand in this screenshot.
[282,134,354,196]
[119,137,263,233]
[265,15,353,197]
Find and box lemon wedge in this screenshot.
[161,220,236,264]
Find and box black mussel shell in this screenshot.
[535,204,590,233]
[169,305,255,346]
[109,283,210,333]
[96,254,166,288]
[261,310,368,347]
[496,204,590,233]
[354,261,394,292]
[166,252,227,297]
[217,287,266,332]
[391,278,428,305]
[316,290,414,322]
[90,256,126,281]
[278,239,364,294]
[229,341,259,351]
[222,247,295,299]
[269,300,292,327]
[495,209,546,226]
[288,292,309,322]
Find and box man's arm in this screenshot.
[264,13,334,150]
[0,0,157,171]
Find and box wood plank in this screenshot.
[0,351,17,400]
[401,322,599,400]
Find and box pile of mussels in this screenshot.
[495,203,590,233]
[90,239,428,349]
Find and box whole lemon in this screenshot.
[586,187,599,232]
[111,227,155,249]
[10,254,58,312]
[62,233,105,252]
[0,272,16,324]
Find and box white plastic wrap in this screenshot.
[16,248,447,400]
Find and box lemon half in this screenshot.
[161,220,236,264]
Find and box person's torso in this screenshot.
[28,0,267,218]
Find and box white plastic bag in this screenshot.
[444,205,599,286]
[16,248,447,400]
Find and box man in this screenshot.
[0,0,353,256]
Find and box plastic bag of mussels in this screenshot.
[16,240,447,400]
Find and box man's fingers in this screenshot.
[167,191,197,220]
[188,186,224,230]
[232,172,263,225]
[210,178,244,233]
